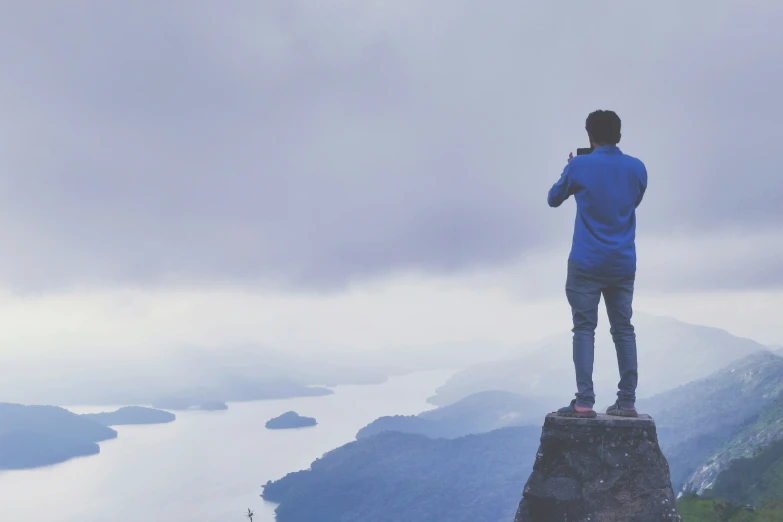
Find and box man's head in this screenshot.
[585,110,621,147]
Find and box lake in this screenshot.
[0,370,453,522]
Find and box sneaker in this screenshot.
[606,401,638,417]
[557,399,597,418]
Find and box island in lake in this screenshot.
[199,400,229,411]
[0,403,117,470]
[151,397,229,411]
[81,406,176,426]
[266,411,317,430]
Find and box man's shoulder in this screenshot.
[572,151,646,176]
[618,153,647,181]
[567,155,591,168]
[620,152,646,171]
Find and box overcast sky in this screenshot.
[0,1,781,361]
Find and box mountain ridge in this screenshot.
[263,426,542,522]
[357,390,549,440]
[684,395,783,494]
[430,313,768,407]
[645,350,783,491]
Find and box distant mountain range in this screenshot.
[430,314,768,407]
[645,350,783,490]
[356,350,783,494]
[659,348,783,495]
[357,390,548,440]
[0,344,389,407]
[685,396,783,494]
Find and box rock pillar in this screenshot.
[515,413,681,522]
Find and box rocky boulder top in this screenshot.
[515,413,681,522]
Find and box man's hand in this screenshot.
[568,152,574,163]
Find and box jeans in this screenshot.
[566,261,638,409]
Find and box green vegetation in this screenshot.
[678,438,783,521]
[678,496,783,521]
[678,495,721,521]
[709,439,783,506]
[683,386,783,494]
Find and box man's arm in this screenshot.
[635,164,648,208]
[548,163,574,208]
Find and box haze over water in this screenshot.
[0,370,452,522]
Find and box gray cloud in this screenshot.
[0,1,781,291]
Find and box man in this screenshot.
[548,110,647,418]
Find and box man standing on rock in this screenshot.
[547,110,647,419]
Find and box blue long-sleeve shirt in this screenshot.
[548,145,647,276]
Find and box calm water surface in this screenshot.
[0,370,453,522]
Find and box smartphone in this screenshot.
[576,147,594,156]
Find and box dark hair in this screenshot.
[585,110,621,145]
